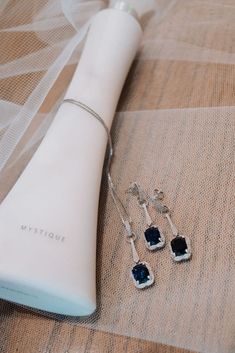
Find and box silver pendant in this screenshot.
[127,228,155,289]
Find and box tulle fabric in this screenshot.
[0,1,234,353]
[0,0,105,174]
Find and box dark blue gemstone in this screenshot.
[144,226,161,246]
[132,263,150,284]
[171,236,187,257]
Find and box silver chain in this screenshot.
[61,99,136,242]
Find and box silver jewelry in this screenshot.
[61,99,154,289]
[150,189,192,262]
[127,182,165,250]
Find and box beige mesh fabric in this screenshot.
[0,1,235,353]
[141,0,235,64]
[77,107,235,353]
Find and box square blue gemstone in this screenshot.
[171,236,187,257]
[144,226,161,246]
[132,263,150,284]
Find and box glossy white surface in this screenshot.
[0,8,142,316]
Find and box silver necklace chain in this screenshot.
[60,99,191,284]
[61,99,136,245]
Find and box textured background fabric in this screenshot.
[78,107,235,353]
[0,1,234,353]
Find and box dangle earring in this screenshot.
[127,182,165,251]
[150,189,192,262]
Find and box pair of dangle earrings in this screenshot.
[127,182,192,289]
